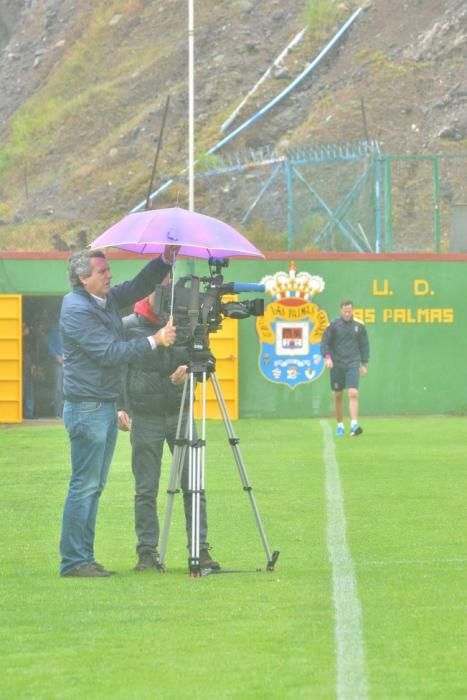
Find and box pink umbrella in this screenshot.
[89,206,264,259]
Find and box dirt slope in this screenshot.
[0,0,465,250]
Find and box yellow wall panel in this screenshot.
[0,295,22,423]
[197,379,235,401]
[0,360,20,379]
[194,317,238,420]
[0,339,21,358]
[0,381,21,400]
[0,402,21,422]
[0,319,21,335]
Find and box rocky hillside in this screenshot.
[0,0,465,251]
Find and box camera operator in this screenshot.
[59,246,178,578]
[117,276,221,573]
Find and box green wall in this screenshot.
[0,255,196,295]
[225,257,466,418]
[1,253,466,417]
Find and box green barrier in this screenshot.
[1,253,466,417]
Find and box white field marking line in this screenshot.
[356,557,467,567]
[321,419,369,700]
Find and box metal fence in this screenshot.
[152,144,467,254]
[382,153,467,253]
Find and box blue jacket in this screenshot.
[60,256,171,402]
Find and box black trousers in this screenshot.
[130,412,208,555]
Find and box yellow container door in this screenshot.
[194,317,238,420]
[0,295,22,423]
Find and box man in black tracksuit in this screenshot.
[320,299,369,437]
[118,288,220,572]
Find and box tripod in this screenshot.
[159,353,280,577]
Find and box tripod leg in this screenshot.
[159,376,190,569]
[188,371,205,577]
[210,372,280,571]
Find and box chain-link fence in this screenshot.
[382,153,467,253]
[153,145,467,254]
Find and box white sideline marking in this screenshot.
[357,557,467,567]
[321,420,369,700]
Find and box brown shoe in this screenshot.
[134,552,163,571]
[62,563,111,578]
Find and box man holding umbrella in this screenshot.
[59,245,178,578]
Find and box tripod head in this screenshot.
[188,326,216,378]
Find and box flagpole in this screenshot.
[188,0,194,212]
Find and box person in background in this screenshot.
[22,320,37,419]
[320,299,369,437]
[58,246,178,578]
[47,320,64,418]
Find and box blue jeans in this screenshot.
[60,401,118,575]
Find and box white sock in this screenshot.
[337,422,344,429]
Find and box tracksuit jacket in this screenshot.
[320,316,369,369]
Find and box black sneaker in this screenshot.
[62,563,111,578]
[350,425,363,437]
[134,552,163,571]
[199,548,221,570]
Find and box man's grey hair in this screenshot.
[68,250,106,288]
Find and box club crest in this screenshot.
[256,263,329,389]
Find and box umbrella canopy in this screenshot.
[89,207,264,259]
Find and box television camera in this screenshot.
[152,257,265,369]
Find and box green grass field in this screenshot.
[1,417,466,699]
